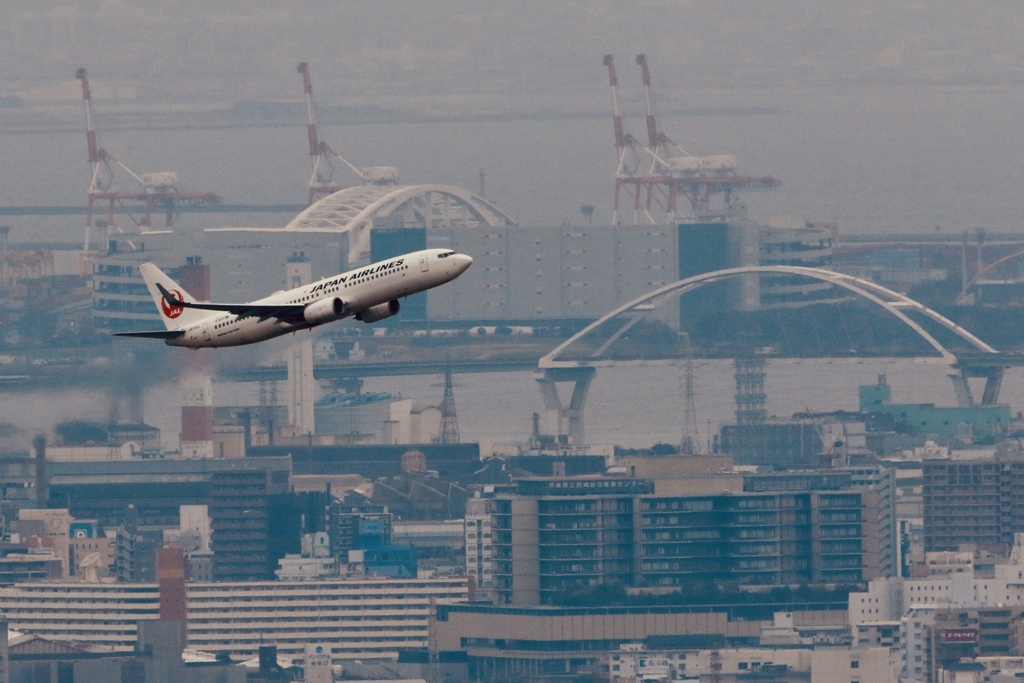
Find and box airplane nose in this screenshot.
[454,254,473,273]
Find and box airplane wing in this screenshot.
[156,284,308,324]
[114,330,186,339]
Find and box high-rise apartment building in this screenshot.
[492,477,882,606]
[746,468,898,579]
[209,469,282,581]
[923,456,1024,554]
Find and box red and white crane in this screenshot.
[75,67,220,251]
[636,53,679,168]
[300,61,354,204]
[298,62,397,205]
[603,54,644,224]
[602,54,779,224]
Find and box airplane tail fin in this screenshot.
[138,263,208,330]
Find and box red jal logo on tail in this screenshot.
[160,290,185,319]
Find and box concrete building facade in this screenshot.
[42,457,293,529]
[605,644,894,683]
[849,537,1024,682]
[491,477,882,606]
[0,577,468,664]
[464,495,494,602]
[922,456,1024,554]
[433,603,847,682]
[208,469,275,582]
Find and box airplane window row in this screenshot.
[291,265,409,303]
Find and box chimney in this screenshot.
[178,257,214,459]
[157,546,188,643]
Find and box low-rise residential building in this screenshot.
[605,643,896,683]
[610,645,813,683]
[274,554,339,580]
[849,534,1024,681]
[0,553,63,585]
[809,646,895,683]
[0,576,469,664]
[436,602,851,683]
[974,656,1024,681]
[0,618,246,683]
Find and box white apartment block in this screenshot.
[851,574,975,682]
[850,546,1024,628]
[849,534,1024,682]
[0,582,159,649]
[0,577,469,663]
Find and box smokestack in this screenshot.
[157,546,188,643]
[286,254,316,436]
[178,257,214,459]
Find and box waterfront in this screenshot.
[5,84,1024,243]
[361,356,1019,448]
[0,356,1017,451]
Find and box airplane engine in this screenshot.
[303,297,346,324]
[355,300,400,323]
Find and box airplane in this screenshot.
[115,248,472,348]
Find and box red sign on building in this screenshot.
[939,628,978,643]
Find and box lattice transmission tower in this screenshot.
[679,333,699,454]
[436,355,460,444]
[734,354,767,426]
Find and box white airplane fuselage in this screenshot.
[146,249,471,348]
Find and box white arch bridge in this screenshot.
[284,184,516,264]
[536,265,1014,447]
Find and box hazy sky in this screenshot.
[6,2,1024,103]
[3,1,1024,233]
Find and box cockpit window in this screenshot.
[438,251,456,258]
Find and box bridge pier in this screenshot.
[949,359,1012,407]
[983,372,1004,405]
[535,367,597,448]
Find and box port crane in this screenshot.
[298,62,398,205]
[602,54,779,224]
[75,68,221,251]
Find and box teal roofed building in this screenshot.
[859,376,1010,443]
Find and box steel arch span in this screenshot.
[537,266,997,446]
[284,183,516,264]
[957,248,1024,305]
[541,266,995,369]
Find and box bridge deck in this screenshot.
[220,359,538,382]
